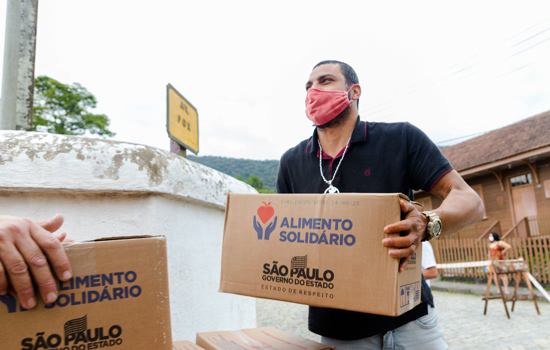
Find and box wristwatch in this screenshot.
[422,211,442,241]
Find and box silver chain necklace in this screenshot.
[318,136,351,194]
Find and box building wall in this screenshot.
[535,160,550,216]
[0,131,258,342]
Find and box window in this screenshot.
[510,173,532,188]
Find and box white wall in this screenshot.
[0,130,258,341]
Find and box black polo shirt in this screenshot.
[276,117,453,340]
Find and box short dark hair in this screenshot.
[313,60,359,88]
[313,60,360,109]
[491,232,501,241]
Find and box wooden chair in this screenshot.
[483,259,540,319]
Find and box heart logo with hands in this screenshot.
[253,202,277,240]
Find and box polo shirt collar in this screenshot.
[306,116,367,156]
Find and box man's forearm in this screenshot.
[423,267,438,280]
[429,170,485,236]
[435,188,484,236]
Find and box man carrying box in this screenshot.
[276,60,484,349]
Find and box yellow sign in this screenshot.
[166,84,199,154]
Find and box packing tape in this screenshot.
[64,241,97,276]
[230,330,266,348]
[409,288,415,311]
[62,239,94,247]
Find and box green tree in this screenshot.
[188,155,279,191]
[33,75,115,136]
[246,175,264,190]
[246,175,275,193]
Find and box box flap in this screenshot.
[63,235,165,245]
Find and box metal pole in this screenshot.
[0,0,38,131]
[170,139,187,158]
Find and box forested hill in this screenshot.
[188,155,280,190]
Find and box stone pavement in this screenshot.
[256,280,550,349]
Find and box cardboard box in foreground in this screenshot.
[197,327,334,350]
[220,193,423,316]
[0,235,172,349]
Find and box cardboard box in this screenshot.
[219,193,423,316]
[196,327,334,350]
[173,340,207,350]
[0,235,172,349]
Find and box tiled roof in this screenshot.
[441,110,550,171]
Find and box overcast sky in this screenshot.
[1,1,550,160]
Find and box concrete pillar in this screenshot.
[0,0,38,131]
[0,131,258,341]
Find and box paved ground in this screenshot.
[256,280,550,349]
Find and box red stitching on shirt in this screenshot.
[429,168,453,192]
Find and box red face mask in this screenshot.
[305,84,355,126]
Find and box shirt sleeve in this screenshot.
[421,242,437,270]
[276,151,292,194]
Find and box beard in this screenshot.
[315,105,352,130]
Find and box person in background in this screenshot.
[422,241,438,288]
[488,232,511,294]
[277,60,485,350]
[0,214,72,309]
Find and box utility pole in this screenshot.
[0,0,39,131]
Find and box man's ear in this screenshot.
[351,84,361,101]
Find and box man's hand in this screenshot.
[0,214,72,309]
[382,200,427,272]
[381,170,485,273]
